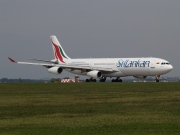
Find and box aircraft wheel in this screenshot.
[100,77,106,82]
[119,79,122,82]
[112,79,119,82]
[86,79,90,82]
[100,79,105,82]
[155,75,160,82]
[156,79,159,82]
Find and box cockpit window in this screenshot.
[161,62,170,65]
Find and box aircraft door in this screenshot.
[150,61,155,68]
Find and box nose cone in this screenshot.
[167,65,173,72]
[169,65,173,70]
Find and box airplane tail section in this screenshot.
[50,35,70,63]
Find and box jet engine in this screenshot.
[87,70,102,78]
[48,67,63,75]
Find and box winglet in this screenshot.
[8,57,17,63]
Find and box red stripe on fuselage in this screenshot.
[51,41,65,63]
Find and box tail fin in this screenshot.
[50,35,70,63]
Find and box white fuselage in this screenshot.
[61,57,173,77]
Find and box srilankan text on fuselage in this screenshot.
[117,59,150,68]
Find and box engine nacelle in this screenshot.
[133,76,147,79]
[48,67,63,75]
[87,70,102,78]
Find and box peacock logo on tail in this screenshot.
[51,35,70,63]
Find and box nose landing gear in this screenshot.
[155,75,160,82]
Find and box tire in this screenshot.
[156,79,159,82]
[100,79,105,82]
[119,79,122,82]
[86,79,90,82]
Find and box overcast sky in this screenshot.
[1,0,180,79]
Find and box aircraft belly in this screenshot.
[102,71,126,77]
[64,69,87,75]
[64,66,170,77]
[148,67,170,76]
[120,67,149,76]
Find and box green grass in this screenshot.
[0,83,179,135]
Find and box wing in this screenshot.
[28,58,58,63]
[8,57,119,72]
[8,57,55,68]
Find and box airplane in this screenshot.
[8,35,173,82]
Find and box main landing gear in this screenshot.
[86,78,96,82]
[85,77,123,82]
[112,77,122,82]
[155,75,160,82]
[99,77,106,82]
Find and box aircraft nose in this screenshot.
[168,65,173,71]
[170,65,173,70]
